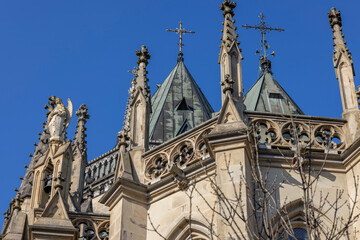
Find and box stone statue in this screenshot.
[47,97,73,142]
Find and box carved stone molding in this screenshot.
[96,220,110,240]
[145,153,168,180]
[72,218,96,240]
[313,125,344,150]
[253,119,280,145]
[144,125,215,182]
[251,117,345,152]
[170,140,195,167]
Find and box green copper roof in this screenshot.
[150,59,214,143]
[244,71,304,115]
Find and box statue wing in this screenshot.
[65,98,73,128]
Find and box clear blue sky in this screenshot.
[0,0,359,225]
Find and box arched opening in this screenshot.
[272,199,332,240]
[39,162,54,207]
[166,217,210,240]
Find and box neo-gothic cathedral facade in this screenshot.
[2,1,360,239]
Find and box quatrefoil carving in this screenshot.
[145,153,168,180]
[281,122,310,146]
[313,125,344,150]
[252,119,280,144]
[170,141,194,167]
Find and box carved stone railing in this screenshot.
[84,148,118,197]
[144,124,214,182]
[250,116,346,152]
[72,218,109,240]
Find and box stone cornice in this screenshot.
[147,157,215,204]
[245,110,347,124]
[99,178,147,210]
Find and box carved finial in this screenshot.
[75,104,89,157]
[260,57,272,74]
[76,104,89,123]
[136,45,151,66]
[220,0,236,17]
[117,130,130,148]
[219,0,240,52]
[328,8,342,28]
[328,8,354,68]
[221,74,235,94]
[134,46,151,101]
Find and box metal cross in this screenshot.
[242,13,284,58]
[166,21,195,55]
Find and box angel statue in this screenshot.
[47,97,73,142]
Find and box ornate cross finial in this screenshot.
[76,104,89,123]
[166,21,195,59]
[328,8,342,28]
[220,0,236,17]
[117,130,130,148]
[136,45,151,66]
[242,13,284,59]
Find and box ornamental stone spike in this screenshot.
[135,46,151,100]
[219,0,244,107]
[70,104,90,208]
[328,8,360,144]
[75,104,90,157]
[328,8,354,71]
[220,0,239,49]
[136,45,151,67]
[124,46,152,183]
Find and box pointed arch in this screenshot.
[165,213,210,240]
[271,198,334,240]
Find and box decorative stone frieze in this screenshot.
[251,117,345,151]
[144,124,215,182]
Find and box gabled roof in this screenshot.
[244,71,304,115]
[149,58,214,143]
